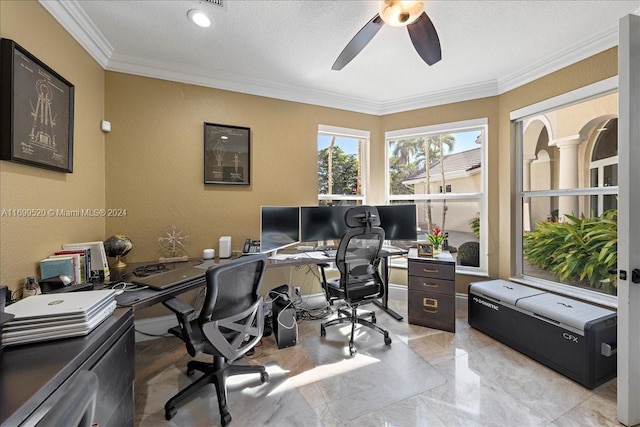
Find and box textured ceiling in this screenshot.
[41,0,640,114]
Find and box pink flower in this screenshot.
[428,228,445,246]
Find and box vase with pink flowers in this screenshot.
[427,227,445,256]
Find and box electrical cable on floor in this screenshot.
[296,306,333,321]
[292,290,333,321]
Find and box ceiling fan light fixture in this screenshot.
[379,0,424,27]
[187,9,211,28]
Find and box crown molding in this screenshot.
[40,0,622,116]
[108,52,501,115]
[39,0,113,68]
[497,24,618,94]
[377,80,500,115]
[106,52,385,114]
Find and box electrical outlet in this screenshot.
[294,286,301,296]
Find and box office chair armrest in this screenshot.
[163,297,196,318]
[163,297,200,355]
[317,263,332,302]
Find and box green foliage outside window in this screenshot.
[470,214,480,238]
[523,209,617,294]
[318,145,360,195]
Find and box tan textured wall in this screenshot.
[0,1,105,296]
[104,72,379,262]
[104,73,378,317]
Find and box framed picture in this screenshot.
[204,122,250,185]
[0,38,74,173]
[417,241,434,257]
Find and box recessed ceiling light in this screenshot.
[187,9,211,28]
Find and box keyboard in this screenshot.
[324,249,337,258]
[382,245,405,254]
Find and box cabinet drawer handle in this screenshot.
[422,282,438,288]
[422,268,439,273]
[423,297,438,309]
[423,308,439,314]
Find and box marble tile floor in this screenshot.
[134,300,619,426]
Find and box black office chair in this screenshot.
[162,255,269,426]
[35,370,99,427]
[319,205,392,356]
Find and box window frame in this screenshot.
[511,76,618,308]
[317,125,369,205]
[384,118,488,275]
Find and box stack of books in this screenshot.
[2,290,116,346]
[39,241,111,285]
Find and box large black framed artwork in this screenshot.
[204,122,250,185]
[0,38,74,173]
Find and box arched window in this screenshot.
[589,118,618,216]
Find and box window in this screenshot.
[512,78,618,301]
[385,118,487,272]
[317,125,368,206]
[590,118,618,216]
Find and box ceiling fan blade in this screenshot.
[407,11,442,66]
[332,14,385,71]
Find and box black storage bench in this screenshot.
[468,279,617,389]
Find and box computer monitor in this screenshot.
[260,206,300,253]
[300,205,351,243]
[375,204,418,240]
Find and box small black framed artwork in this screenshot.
[204,122,250,185]
[0,38,75,173]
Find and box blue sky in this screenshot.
[318,130,481,156]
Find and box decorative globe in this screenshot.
[104,234,133,268]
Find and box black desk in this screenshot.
[82,250,405,319]
[49,260,208,313]
[0,308,134,426]
[261,249,405,321]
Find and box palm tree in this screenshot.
[424,134,455,231]
[327,136,335,196]
[392,138,423,166]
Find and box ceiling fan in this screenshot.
[332,0,441,70]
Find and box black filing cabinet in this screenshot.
[408,252,456,332]
[0,308,135,426]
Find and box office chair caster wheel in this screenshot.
[384,333,392,346]
[221,411,232,426]
[320,325,326,337]
[165,406,177,420]
[261,371,269,383]
[349,343,357,356]
[371,314,377,323]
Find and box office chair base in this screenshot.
[320,307,392,356]
[164,357,268,426]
